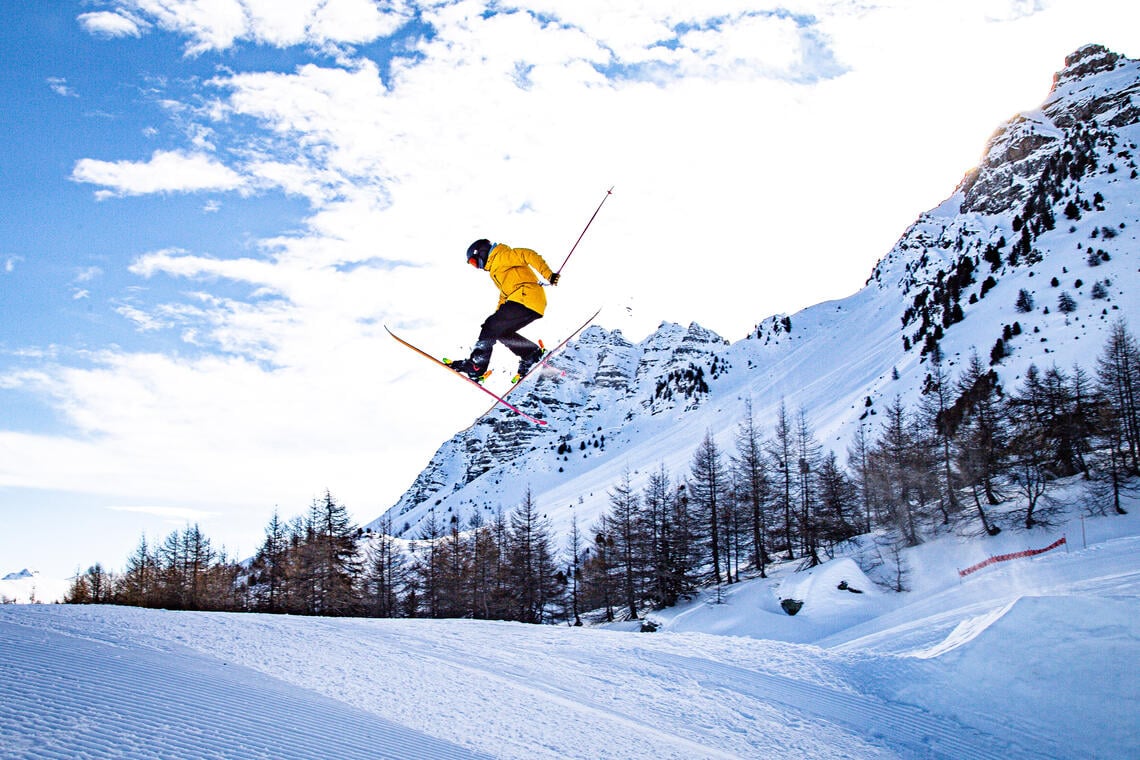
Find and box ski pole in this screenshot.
[556,186,613,275]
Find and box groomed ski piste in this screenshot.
[3,498,1138,759]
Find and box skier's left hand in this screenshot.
[549,272,561,286]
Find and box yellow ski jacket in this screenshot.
[484,243,555,315]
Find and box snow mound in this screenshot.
[777,557,882,606]
[657,557,890,644]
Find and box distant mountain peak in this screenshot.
[2,569,36,581]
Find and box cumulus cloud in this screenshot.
[103,0,409,55]
[78,10,146,38]
[71,149,247,199]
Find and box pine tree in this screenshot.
[794,408,825,565]
[846,423,877,534]
[950,353,1007,535]
[918,353,961,523]
[768,401,797,559]
[507,489,559,623]
[1096,320,1140,472]
[641,464,680,606]
[583,516,617,622]
[307,491,361,616]
[413,505,444,618]
[564,509,585,625]
[363,513,406,617]
[1008,366,1056,528]
[607,471,643,620]
[732,401,771,576]
[118,535,158,607]
[251,511,289,613]
[436,511,471,618]
[689,430,728,584]
[868,399,923,546]
[815,451,859,549]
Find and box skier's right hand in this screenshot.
[549,273,561,286]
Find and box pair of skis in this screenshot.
[385,308,600,426]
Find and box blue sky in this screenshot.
[1,0,1136,579]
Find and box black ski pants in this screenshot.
[470,300,542,369]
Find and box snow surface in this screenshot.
[3,505,1137,759]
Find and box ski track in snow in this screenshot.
[0,605,1056,760]
[0,617,490,760]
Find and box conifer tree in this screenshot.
[564,509,585,625]
[583,516,617,622]
[118,536,158,608]
[950,353,1007,535]
[794,408,824,565]
[307,491,361,616]
[869,399,923,546]
[640,464,677,606]
[732,401,771,576]
[251,511,289,613]
[918,351,960,522]
[607,471,643,620]
[1097,320,1140,472]
[363,514,406,618]
[689,430,728,583]
[507,489,559,623]
[768,401,797,559]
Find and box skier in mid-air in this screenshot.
[446,239,560,382]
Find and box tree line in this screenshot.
[67,321,1139,622]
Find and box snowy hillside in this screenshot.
[374,44,1140,543]
[3,500,1137,758]
[0,569,69,605]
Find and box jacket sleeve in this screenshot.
[516,247,554,282]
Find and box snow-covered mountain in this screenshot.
[371,44,1140,542]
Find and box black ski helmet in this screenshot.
[466,238,491,269]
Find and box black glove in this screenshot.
[549,272,561,286]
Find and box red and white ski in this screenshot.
[385,326,549,426]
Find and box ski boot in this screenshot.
[444,358,488,383]
[513,343,546,383]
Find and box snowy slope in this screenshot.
[3,504,1138,759]
[374,44,1140,544]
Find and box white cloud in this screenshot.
[71,149,247,199]
[75,266,104,283]
[108,505,221,522]
[47,77,78,97]
[78,11,146,38]
[107,0,409,55]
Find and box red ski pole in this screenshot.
[556,186,613,275]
